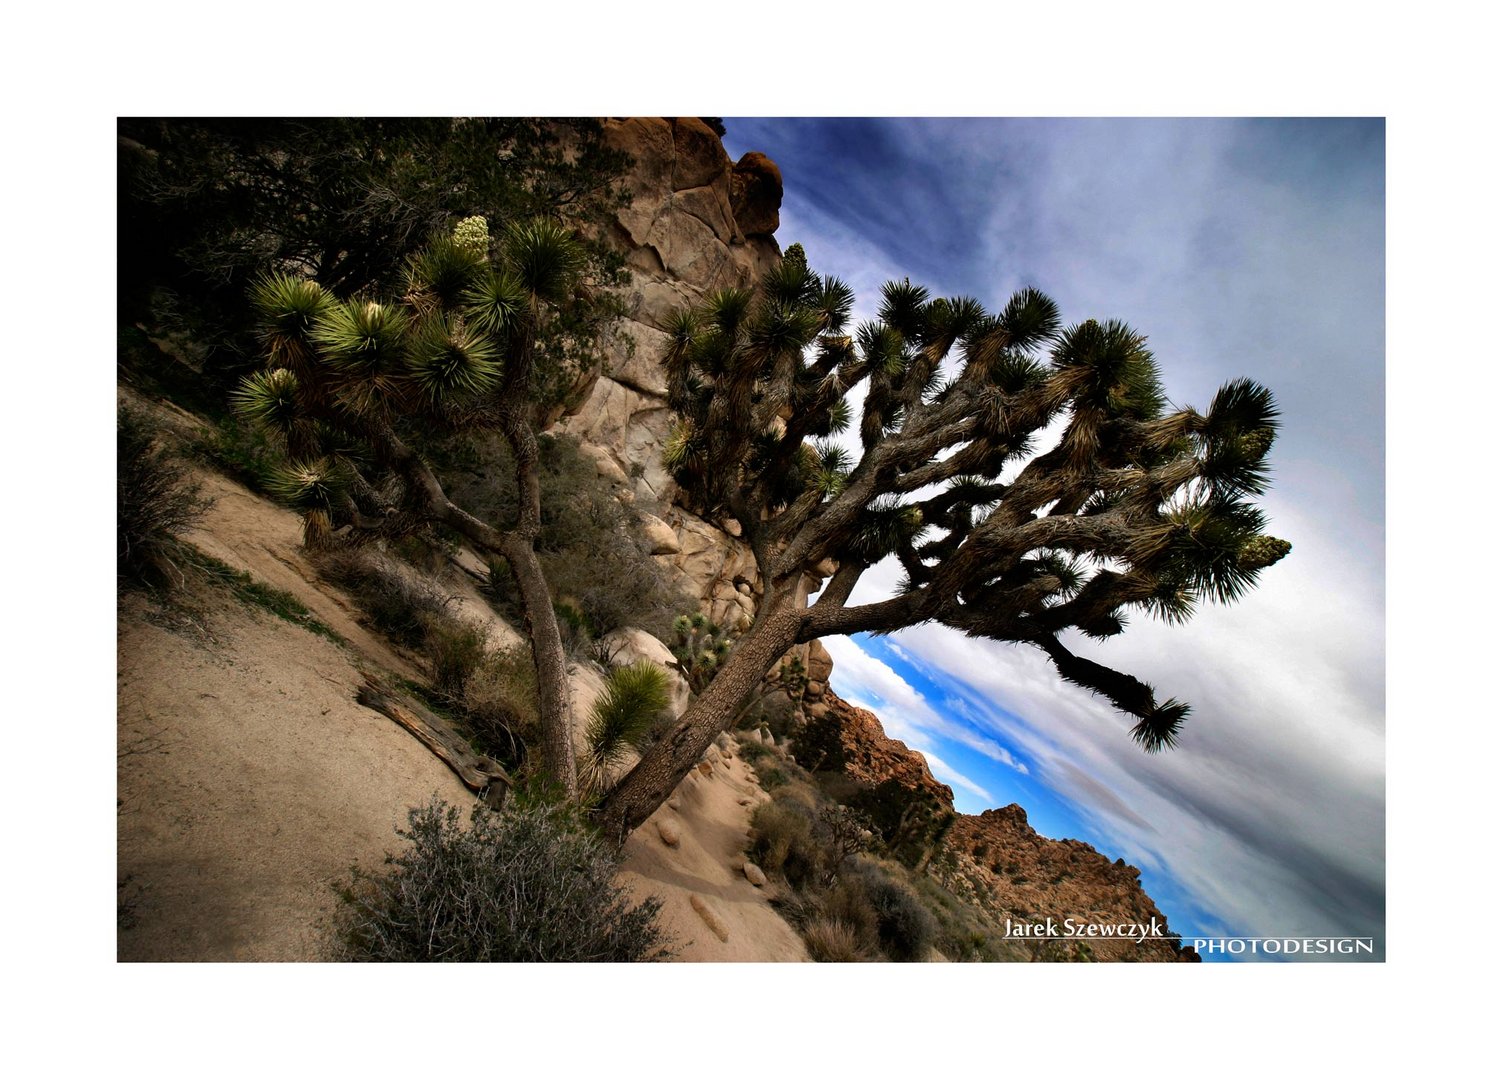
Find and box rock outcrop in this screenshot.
[555,117,827,684]
[812,689,1198,962]
[946,807,1199,962]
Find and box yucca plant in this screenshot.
[581,662,671,797]
[599,243,1292,838]
[669,613,735,694]
[232,214,620,800]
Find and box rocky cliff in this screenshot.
[556,119,776,626]
[812,692,1196,961]
[555,117,833,673]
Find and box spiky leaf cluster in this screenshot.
[670,612,735,693]
[582,662,671,795]
[236,215,606,544]
[659,246,1291,753]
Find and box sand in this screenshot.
[118,454,806,961]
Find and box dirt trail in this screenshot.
[620,743,808,962]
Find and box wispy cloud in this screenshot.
[821,635,1005,804]
[725,118,1385,956]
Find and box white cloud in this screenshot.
[727,118,1384,953]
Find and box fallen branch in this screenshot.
[356,678,511,803]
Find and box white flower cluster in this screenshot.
[452,215,491,256]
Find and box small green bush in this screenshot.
[849,777,956,868]
[848,859,937,963]
[332,796,673,962]
[790,709,848,774]
[747,786,861,892]
[821,874,881,951]
[426,615,490,703]
[461,645,538,765]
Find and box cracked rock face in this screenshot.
[557,118,788,617]
[556,119,826,686]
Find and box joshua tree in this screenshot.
[597,245,1290,836]
[234,216,618,795]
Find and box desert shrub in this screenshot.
[790,709,848,774]
[849,777,956,868]
[426,616,490,703]
[332,796,672,962]
[581,662,670,796]
[118,406,209,585]
[740,736,801,793]
[443,433,688,639]
[737,737,773,764]
[912,874,1005,962]
[314,549,451,648]
[821,875,881,951]
[754,765,790,791]
[461,645,538,765]
[749,798,822,890]
[801,917,874,963]
[748,785,860,891]
[847,859,937,962]
[553,599,595,659]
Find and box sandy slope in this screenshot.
[117,592,471,961]
[118,447,804,961]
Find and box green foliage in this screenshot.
[846,859,937,962]
[652,239,1289,754]
[180,549,342,643]
[426,617,491,704]
[444,434,689,641]
[117,407,209,586]
[749,794,825,891]
[790,709,848,774]
[230,366,302,434]
[503,218,587,304]
[552,600,594,658]
[264,457,346,512]
[848,777,956,869]
[331,796,672,962]
[121,119,629,329]
[581,662,671,795]
[460,646,539,766]
[403,312,502,401]
[669,612,735,693]
[248,273,332,370]
[186,415,285,494]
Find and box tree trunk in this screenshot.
[596,607,802,841]
[499,534,577,797]
[364,417,579,800]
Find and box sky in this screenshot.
[723,118,1385,961]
